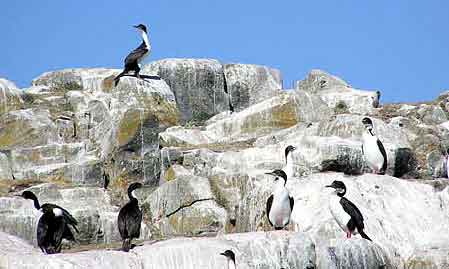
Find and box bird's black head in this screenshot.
[220,249,236,263]
[362,117,374,132]
[16,191,40,209]
[285,145,296,159]
[133,24,147,33]
[325,180,346,197]
[265,169,288,185]
[127,182,143,200]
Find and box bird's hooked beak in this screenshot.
[133,25,139,28]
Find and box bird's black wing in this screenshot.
[124,42,149,65]
[377,139,388,173]
[289,196,294,211]
[340,197,365,229]
[118,201,143,239]
[50,204,79,233]
[36,216,49,253]
[361,144,364,155]
[266,195,274,227]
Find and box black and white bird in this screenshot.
[361,117,387,174]
[118,182,143,252]
[283,145,296,180]
[220,250,236,269]
[326,180,371,241]
[114,24,151,86]
[17,191,78,254]
[265,169,294,230]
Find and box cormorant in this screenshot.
[114,24,151,86]
[361,117,387,174]
[17,191,78,254]
[326,180,372,241]
[117,182,143,252]
[265,169,294,230]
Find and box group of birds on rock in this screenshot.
[17,183,143,254]
[14,22,388,267]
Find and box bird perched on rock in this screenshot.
[361,117,387,174]
[114,24,151,86]
[220,249,236,269]
[326,180,372,241]
[17,191,78,254]
[283,145,296,180]
[265,169,294,230]
[118,182,143,252]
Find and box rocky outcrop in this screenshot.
[0,78,24,115]
[0,231,316,269]
[224,63,282,112]
[145,59,229,124]
[297,70,379,114]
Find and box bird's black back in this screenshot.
[118,199,142,240]
[124,42,148,66]
[340,197,365,230]
[266,195,274,227]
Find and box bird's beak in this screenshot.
[133,25,139,29]
[265,172,275,176]
[325,185,333,188]
[219,252,225,256]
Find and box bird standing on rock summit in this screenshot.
[361,117,387,175]
[326,180,372,241]
[118,182,143,252]
[17,191,79,254]
[265,169,294,230]
[114,24,151,86]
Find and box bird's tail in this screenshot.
[122,238,131,252]
[359,229,372,241]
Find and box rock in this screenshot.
[160,92,330,147]
[32,68,119,92]
[223,64,282,112]
[0,109,61,150]
[0,183,150,246]
[296,70,378,114]
[144,59,229,123]
[0,231,316,269]
[0,152,12,181]
[143,175,226,237]
[0,78,24,115]
[318,239,394,269]
[406,245,449,269]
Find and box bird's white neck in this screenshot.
[273,179,287,193]
[285,153,294,178]
[228,260,236,269]
[141,30,150,49]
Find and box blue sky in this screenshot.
[1,0,448,103]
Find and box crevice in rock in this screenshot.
[165,198,214,218]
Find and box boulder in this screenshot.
[144,58,229,123]
[0,152,12,181]
[0,109,61,150]
[224,63,282,112]
[296,70,379,114]
[0,78,24,115]
[143,175,226,237]
[160,92,331,147]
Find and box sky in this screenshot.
[1,0,448,103]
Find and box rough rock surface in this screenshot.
[224,63,282,112]
[0,78,24,115]
[0,231,316,269]
[145,59,229,124]
[296,70,379,114]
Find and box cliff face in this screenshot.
[0,59,449,268]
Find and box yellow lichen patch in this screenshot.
[163,166,176,181]
[102,75,115,93]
